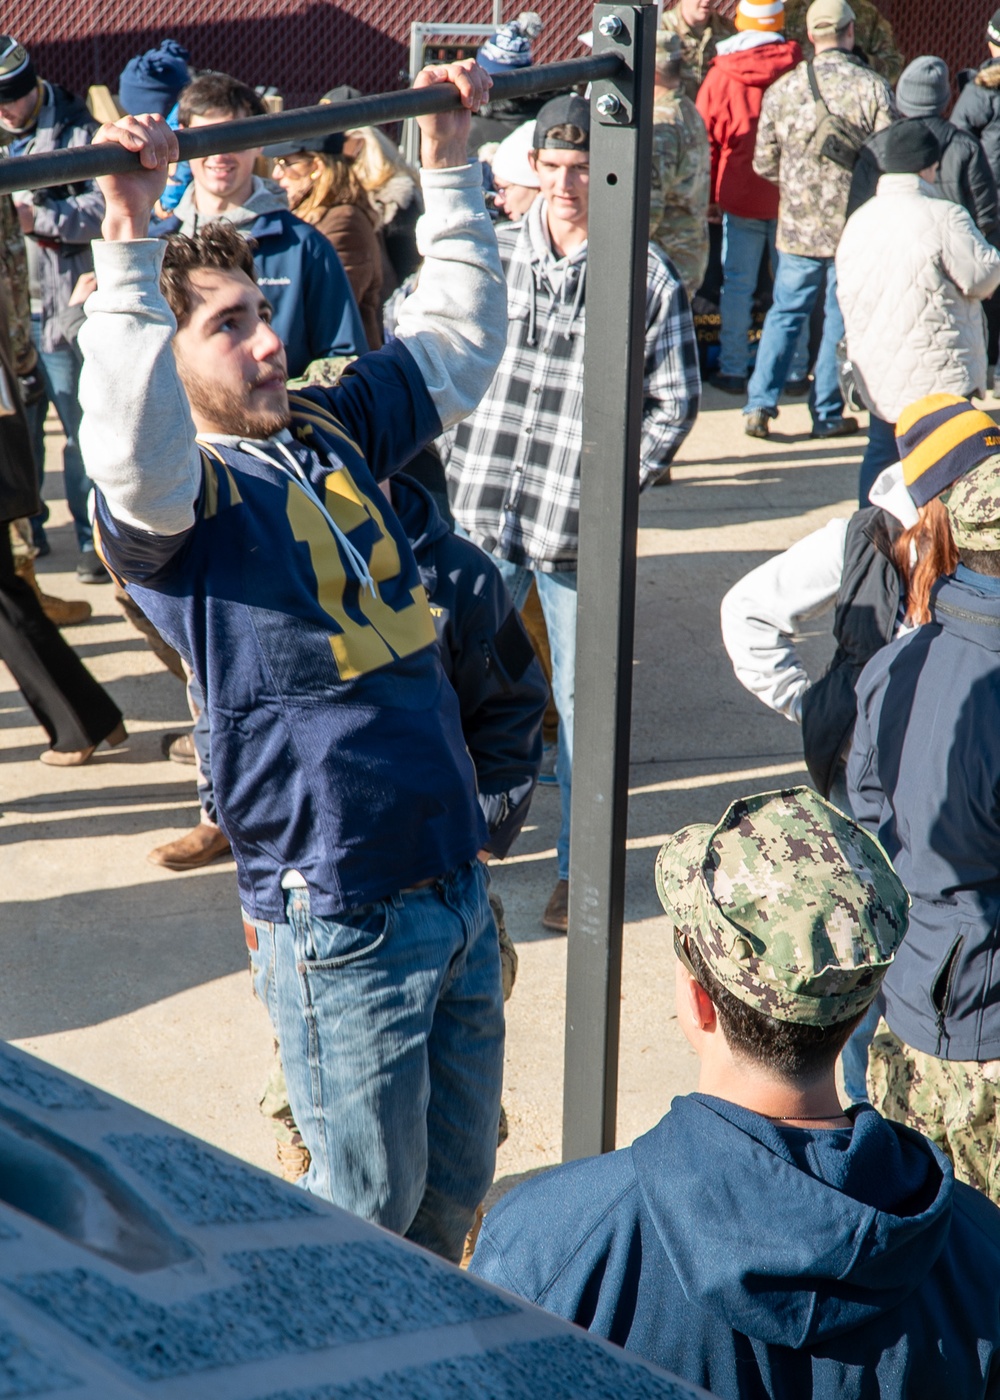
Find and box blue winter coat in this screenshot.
[849,566,1000,1060]
[160,178,366,376]
[390,473,546,856]
[471,1095,1000,1399]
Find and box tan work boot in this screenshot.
[542,877,569,933]
[460,1202,486,1269]
[276,1136,312,1183]
[15,554,91,627]
[147,821,231,871]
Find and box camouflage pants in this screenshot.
[868,1019,1000,1203]
[259,887,517,1152]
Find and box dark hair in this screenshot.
[687,942,863,1081]
[958,547,1000,577]
[160,224,256,326]
[537,122,588,149]
[177,70,265,125]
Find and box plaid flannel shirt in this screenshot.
[442,197,701,571]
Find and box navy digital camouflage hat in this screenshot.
[655,788,909,1026]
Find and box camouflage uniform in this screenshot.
[755,49,895,257]
[658,5,735,105]
[869,1020,1000,1203]
[0,190,35,378]
[784,0,903,84]
[650,89,711,300]
[656,786,909,1025]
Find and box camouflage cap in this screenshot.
[943,453,1000,552]
[655,787,909,1026]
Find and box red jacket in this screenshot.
[696,40,801,221]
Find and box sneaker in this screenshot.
[77,552,110,584]
[784,377,811,397]
[810,416,859,439]
[147,821,231,871]
[538,741,558,786]
[744,409,771,440]
[710,373,747,395]
[542,877,569,933]
[161,731,197,765]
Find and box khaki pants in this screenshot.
[868,1018,1000,1203]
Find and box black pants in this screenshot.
[0,526,121,752]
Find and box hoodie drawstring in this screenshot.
[238,438,378,598]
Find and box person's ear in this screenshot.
[680,968,717,1033]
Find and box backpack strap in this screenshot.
[806,60,829,116]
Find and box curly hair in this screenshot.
[160,223,257,327]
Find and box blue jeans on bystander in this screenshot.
[746,252,845,426]
[245,859,505,1262]
[858,412,899,509]
[30,318,93,552]
[493,560,576,883]
[720,215,809,383]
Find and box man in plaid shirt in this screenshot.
[443,93,700,930]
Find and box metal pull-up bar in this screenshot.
[0,4,657,1165]
[0,55,623,195]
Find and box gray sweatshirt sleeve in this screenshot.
[78,238,202,536]
[393,163,506,430]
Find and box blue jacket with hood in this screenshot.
[389,473,547,858]
[471,1095,1000,1398]
[849,567,1000,1060]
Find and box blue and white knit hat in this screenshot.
[477,12,543,74]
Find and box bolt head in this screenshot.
[596,93,622,117]
[598,14,624,37]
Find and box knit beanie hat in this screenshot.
[895,394,1000,507]
[0,37,37,103]
[988,8,1000,45]
[943,454,1000,552]
[477,12,543,74]
[879,118,941,175]
[119,40,191,117]
[895,56,950,118]
[491,121,540,188]
[735,1,786,33]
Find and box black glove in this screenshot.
[18,368,45,407]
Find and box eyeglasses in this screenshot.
[272,155,311,171]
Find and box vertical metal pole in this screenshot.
[562,0,656,1162]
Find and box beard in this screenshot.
[180,362,292,440]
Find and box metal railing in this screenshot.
[0,5,657,1165]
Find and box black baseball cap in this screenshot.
[265,130,345,159]
[532,93,590,151]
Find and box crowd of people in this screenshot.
[5,0,1000,1394]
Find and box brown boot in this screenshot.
[147,821,231,871]
[542,877,569,933]
[460,1202,486,1270]
[15,554,91,627]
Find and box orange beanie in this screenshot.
[735,0,786,31]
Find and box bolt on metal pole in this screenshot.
[562,0,656,1163]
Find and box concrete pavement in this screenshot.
[0,389,858,1195]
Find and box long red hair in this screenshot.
[892,497,958,626]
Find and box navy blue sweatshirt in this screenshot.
[472,1095,1000,1398]
[390,473,547,858]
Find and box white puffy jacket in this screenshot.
[836,173,1000,423]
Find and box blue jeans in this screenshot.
[245,860,505,1262]
[720,215,809,382]
[30,318,92,551]
[746,253,845,425]
[858,412,899,509]
[840,995,884,1104]
[494,561,576,883]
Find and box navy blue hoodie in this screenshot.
[850,569,1000,1059]
[389,474,547,858]
[472,1096,1000,1398]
